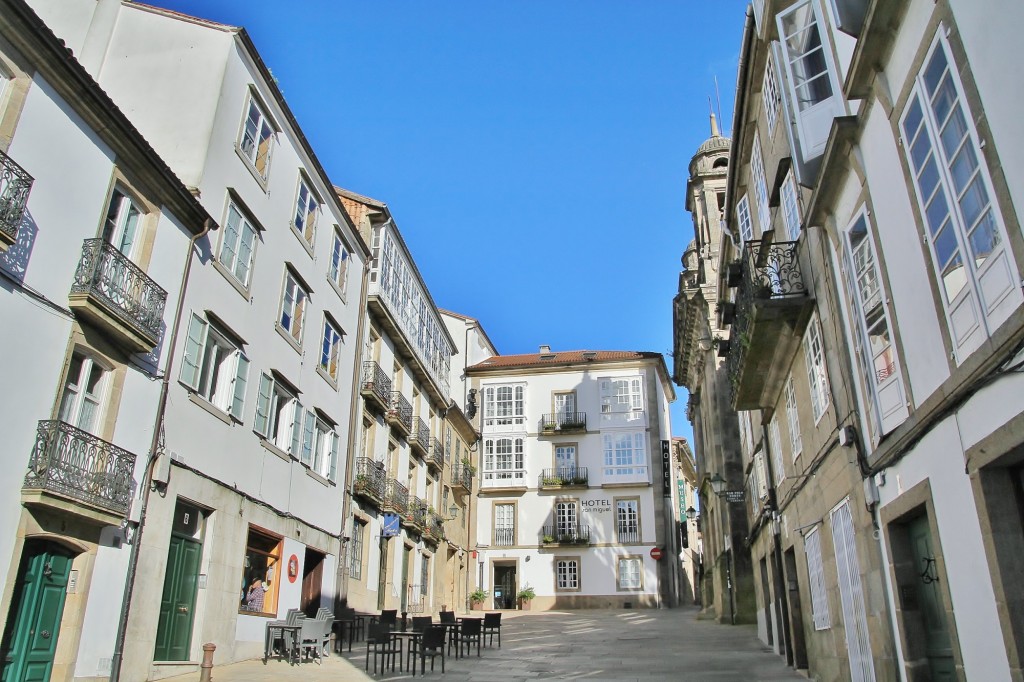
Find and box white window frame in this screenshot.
[805,526,831,630]
[238,94,274,181]
[483,384,525,427]
[311,416,339,480]
[781,170,801,241]
[751,134,770,233]
[554,500,579,539]
[555,558,579,591]
[349,519,364,581]
[218,201,258,289]
[763,52,781,135]
[254,371,300,453]
[319,316,343,383]
[59,352,107,434]
[784,375,803,458]
[279,268,309,346]
[900,30,1020,363]
[180,312,249,420]
[769,416,785,484]
[292,175,320,248]
[482,436,525,485]
[602,432,648,482]
[494,503,515,546]
[329,228,351,300]
[616,499,640,543]
[600,377,643,414]
[102,187,142,259]
[804,313,830,422]
[617,556,643,591]
[736,194,753,244]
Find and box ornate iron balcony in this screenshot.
[426,437,444,473]
[360,361,391,412]
[386,391,413,435]
[404,495,427,530]
[539,467,589,488]
[23,420,136,516]
[539,412,587,434]
[0,148,33,246]
[383,478,409,515]
[452,462,474,492]
[70,239,167,348]
[353,457,386,505]
[540,524,590,546]
[410,417,430,456]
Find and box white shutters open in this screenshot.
[831,499,876,682]
[804,526,830,630]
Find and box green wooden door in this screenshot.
[909,516,955,681]
[1,541,74,682]
[153,535,201,661]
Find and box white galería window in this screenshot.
[556,559,579,590]
[482,437,525,486]
[736,194,753,244]
[180,313,249,420]
[218,202,258,288]
[900,31,1020,362]
[483,384,524,426]
[602,432,647,481]
[805,526,831,630]
[763,52,781,135]
[751,134,770,232]
[320,317,343,383]
[292,177,319,247]
[599,377,643,414]
[254,371,300,452]
[781,170,801,240]
[329,229,351,298]
[804,313,830,422]
[784,375,803,458]
[279,269,308,345]
[617,557,642,590]
[239,95,274,180]
[59,352,106,434]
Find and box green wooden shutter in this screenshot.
[254,373,273,437]
[328,433,338,481]
[179,313,207,390]
[230,351,249,420]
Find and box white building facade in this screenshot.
[466,350,679,610]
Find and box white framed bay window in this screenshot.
[601,432,648,484]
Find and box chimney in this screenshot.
[539,345,551,354]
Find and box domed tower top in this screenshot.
[688,112,731,178]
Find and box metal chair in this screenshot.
[299,616,327,663]
[415,626,446,676]
[454,617,482,658]
[366,623,402,675]
[412,616,433,631]
[482,611,502,647]
[379,609,398,627]
[439,610,456,624]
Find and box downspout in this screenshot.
[335,256,372,613]
[110,218,215,682]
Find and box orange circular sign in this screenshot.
[287,554,299,583]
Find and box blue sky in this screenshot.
[154,0,750,442]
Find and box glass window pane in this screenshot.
[923,49,949,97]
[940,107,969,161]
[968,209,999,265]
[959,175,987,229]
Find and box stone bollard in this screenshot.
[199,642,216,682]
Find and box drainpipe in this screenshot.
[110,218,215,682]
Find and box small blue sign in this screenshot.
[382,513,400,538]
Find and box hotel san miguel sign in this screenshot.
[661,440,671,495]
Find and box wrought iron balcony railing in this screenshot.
[383,478,409,515]
[353,457,386,504]
[404,495,426,530]
[23,420,136,516]
[426,437,444,472]
[452,463,474,491]
[0,148,33,246]
[494,526,515,547]
[423,510,443,543]
[410,417,430,455]
[386,391,413,435]
[540,524,591,546]
[617,529,640,544]
[539,467,589,488]
[539,412,587,433]
[70,239,167,345]
[360,361,391,412]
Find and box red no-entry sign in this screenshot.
[650,547,663,560]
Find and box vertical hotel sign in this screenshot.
[661,440,671,495]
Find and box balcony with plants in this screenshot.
[352,457,386,507]
[68,239,168,353]
[410,417,430,458]
[402,495,427,533]
[22,420,137,525]
[386,391,413,437]
[538,411,587,435]
[0,148,33,249]
[360,361,391,413]
[540,524,591,547]
[539,467,589,490]
[452,459,475,492]
[422,509,444,545]
[382,478,409,516]
[726,239,814,410]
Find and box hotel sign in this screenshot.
[661,440,671,495]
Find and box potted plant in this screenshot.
[469,588,488,610]
[542,476,562,486]
[542,534,555,544]
[517,585,536,611]
[461,457,477,476]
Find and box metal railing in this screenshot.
[353,457,386,502]
[426,512,443,540]
[387,392,413,433]
[360,362,391,408]
[427,437,444,470]
[452,463,474,491]
[23,420,136,516]
[539,467,589,487]
[71,239,167,341]
[540,524,590,545]
[494,527,515,547]
[410,417,430,453]
[406,495,427,529]
[539,412,587,432]
[617,529,640,544]
[383,478,409,515]
[0,148,33,244]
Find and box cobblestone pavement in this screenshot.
[167,607,806,681]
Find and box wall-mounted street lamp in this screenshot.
[709,473,727,496]
[685,506,697,521]
[442,504,460,522]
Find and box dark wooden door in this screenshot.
[909,516,955,681]
[301,548,325,617]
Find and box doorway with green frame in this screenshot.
[153,501,204,662]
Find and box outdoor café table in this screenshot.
[393,630,424,671]
[436,621,461,659]
[264,621,302,665]
[334,617,356,653]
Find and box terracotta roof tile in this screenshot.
[467,350,661,372]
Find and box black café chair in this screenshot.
[412,616,433,631]
[482,611,502,647]
[416,626,446,676]
[455,617,483,658]
[379,609,398,627]
[366,623,402,675]
[438,610,456,624]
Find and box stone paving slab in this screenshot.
[164,608,805,681]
